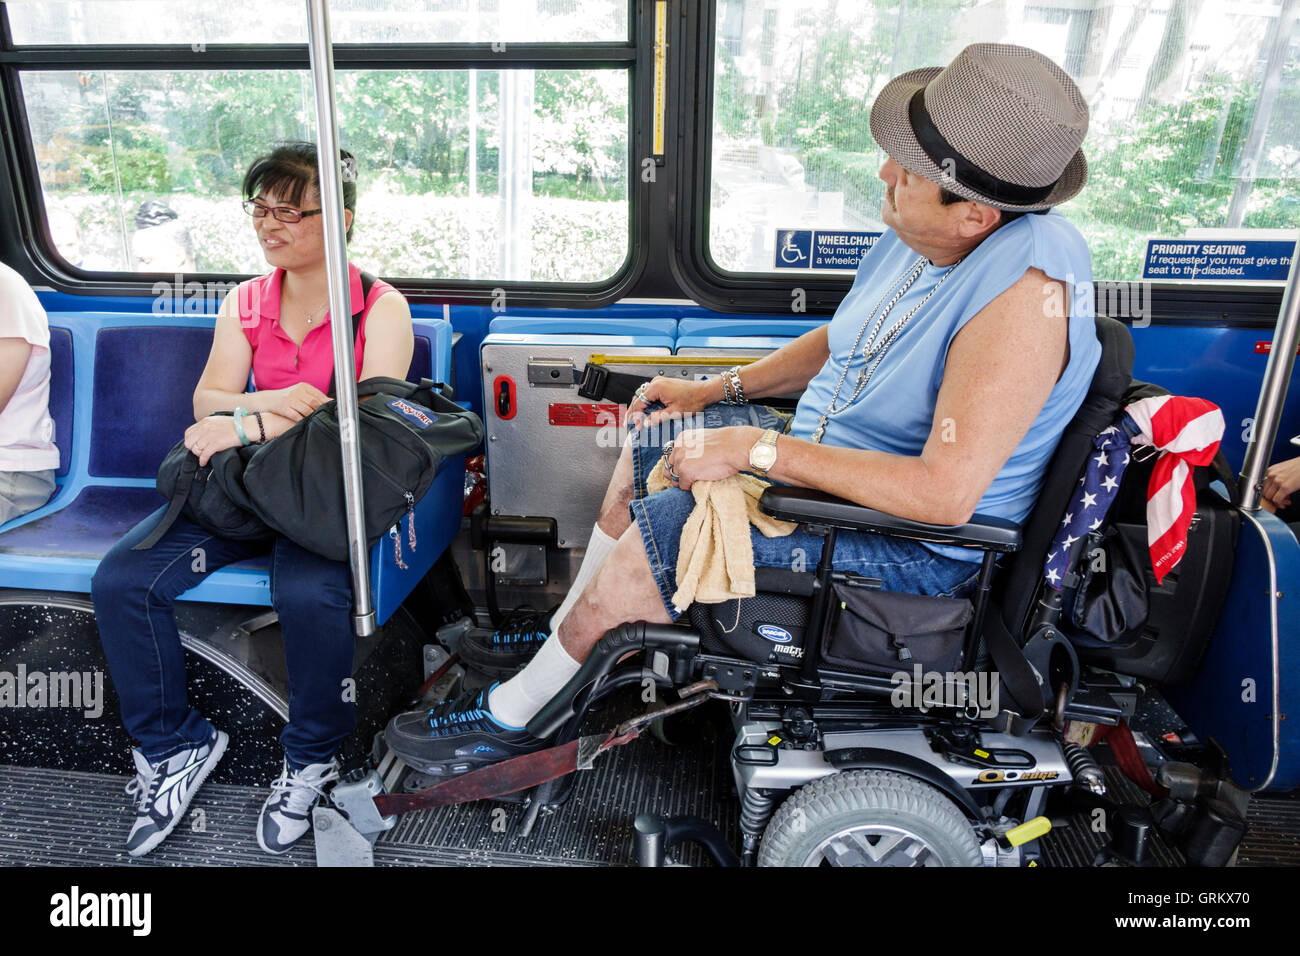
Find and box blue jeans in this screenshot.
[91,507,356,768]
[627,403,981,621]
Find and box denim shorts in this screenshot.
[627,402,981,621]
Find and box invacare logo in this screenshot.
[388,399,433,429]
[50,886,151,936]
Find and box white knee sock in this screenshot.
[489,633,581,728]
[549,523,618,631]
[489,524,617,728]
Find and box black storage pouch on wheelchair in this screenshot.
[823,585,972,677]
[1066,525,1149,648]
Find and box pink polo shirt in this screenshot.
[237,264,395,393]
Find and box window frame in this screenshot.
[669,0,1287,327]
[0,0,653,309]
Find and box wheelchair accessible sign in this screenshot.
[775,229,881,270]
[1142,239,1295,281]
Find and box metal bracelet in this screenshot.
[725,367,747,405]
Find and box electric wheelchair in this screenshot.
[500,314,1241,866]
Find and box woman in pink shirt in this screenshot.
[92,143,414,858]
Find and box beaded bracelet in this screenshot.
[253,410,266,444]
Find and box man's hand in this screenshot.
[264,382,328,422]
[184,415,243,466]
[1263,456,1300,510]
[629,376,715,429]
[665,426,760,490]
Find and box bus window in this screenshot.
[6,0,628,45]
[708,0,1300,283]
[12,2,633,285]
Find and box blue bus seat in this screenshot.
[674,317,823,354]
[48,326,74,479]
[0,310,461,625]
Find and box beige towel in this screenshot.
[647,460,798,612]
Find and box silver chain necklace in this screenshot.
[811,254,964,444]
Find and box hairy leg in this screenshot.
[556,522,672,663]
[595,437,637,538]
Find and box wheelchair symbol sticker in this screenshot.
[775,229,812,268]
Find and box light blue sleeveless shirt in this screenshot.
[789,210,1102,562]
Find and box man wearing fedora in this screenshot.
[385,43,1104,769]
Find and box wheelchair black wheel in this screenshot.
[758,770,983,867]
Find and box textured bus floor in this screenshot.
[0,721,739,867]
[0,758,1294,868]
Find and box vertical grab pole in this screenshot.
[305,0,375,636]
[1239,234,1300,512]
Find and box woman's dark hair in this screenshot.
[243,142,357,241]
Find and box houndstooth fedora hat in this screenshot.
[869,43,1089,211]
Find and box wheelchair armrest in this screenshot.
[758,486,1022,554]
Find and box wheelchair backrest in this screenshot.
[992,316,1134,637]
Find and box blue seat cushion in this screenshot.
[0,486,169,559]
[90,326,214,479]
[48,326,74,478]
[408,335,431,383]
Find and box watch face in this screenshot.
[751,444,777,471]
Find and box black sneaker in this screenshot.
[384,684,545,776]
[458,607,555,680]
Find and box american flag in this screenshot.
[1044,424,1132,590]
[1123,395,1224,585]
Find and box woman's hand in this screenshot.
[663,426,760,490]
[184,415,243,467]
[263,382,329,422]
[629,376,718,429]
[1263,456,1300,510]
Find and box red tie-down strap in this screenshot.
[1095,720,1168,799]
[374,679,718,816]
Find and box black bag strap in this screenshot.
[981,610,1045,736]
[133,453,199,550]
[326,270,378,399]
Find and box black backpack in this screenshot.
[241,377,483,561]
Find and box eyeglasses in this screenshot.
[242,199,322,223]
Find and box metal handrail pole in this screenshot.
[1239,235,1300,512]
[1237,235,1300,512]
[305,0,375,636]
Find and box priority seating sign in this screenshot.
[1142,239,1295,281]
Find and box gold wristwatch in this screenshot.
[748,429,779,476]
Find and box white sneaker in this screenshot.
[257,758,340,854]
[124,728,228,857]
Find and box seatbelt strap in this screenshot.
[132,453,199,550]
[373,726,641,815]
[574,364,650,404]
[982,611,1045,736]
